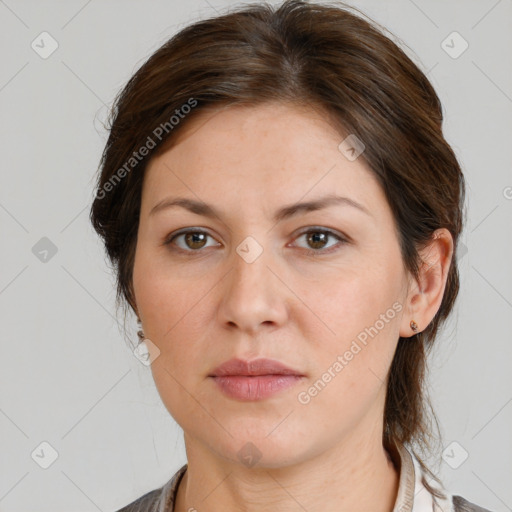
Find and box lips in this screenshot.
[209,357,305,401]
[209,357,304,377]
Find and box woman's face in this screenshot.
[133,102,414,467]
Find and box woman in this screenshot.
[90,1,491,511]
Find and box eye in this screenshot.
[292,227,348,256]
[163,227,348,256]
[163,229,220,252]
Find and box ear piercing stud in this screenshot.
[137,318,145,342]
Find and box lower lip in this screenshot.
[210,375,304,401]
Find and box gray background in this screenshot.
[1,0,511,511]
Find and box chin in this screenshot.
[205,430,309,469]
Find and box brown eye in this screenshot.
[306,231,329,249]
[164,229,220,252]
[183,232,207,250]
[293,228,347,255]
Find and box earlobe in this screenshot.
[400,228,454,338]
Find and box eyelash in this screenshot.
[163,227,348,257]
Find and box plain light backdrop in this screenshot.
[0,0,511,511]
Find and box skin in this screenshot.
[132,102,453,512]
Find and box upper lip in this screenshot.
[209,358,304,377]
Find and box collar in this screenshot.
[160,442,454,512]
[389,441,454,512]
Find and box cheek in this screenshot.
[295,305,399,439]
[298,260,402,398]
[149,360,202,427]
[296,260,400,343]
[133,244,212,376]
[133,243,192,337]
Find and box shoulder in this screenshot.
[398,442,494,512]
[452,494,494,512]
[114,487,163,512]
[114,464,188,512]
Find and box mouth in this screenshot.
[209,374,304,401]
[208,358,305,401]
[209,357,305,378]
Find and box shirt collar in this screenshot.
[389,440,454,512]
[160,442,454,512]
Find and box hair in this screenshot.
[90,0,466,496]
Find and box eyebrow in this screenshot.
[149,193,372,222]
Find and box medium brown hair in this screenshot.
[90,0,466,492]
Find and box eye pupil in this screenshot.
[307,232,328,249]
[185,232,207,249]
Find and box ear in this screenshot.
[400,228,454,338]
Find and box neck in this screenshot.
[174,430,399,512]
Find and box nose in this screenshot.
[217,241,289,334]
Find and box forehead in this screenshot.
[142,102,385,219]
[159,101,346,160]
